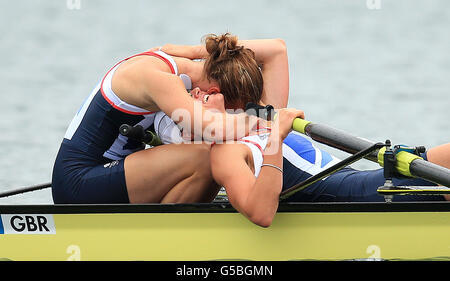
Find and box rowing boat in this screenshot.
[1,109,449,261]
[0,201,449,261]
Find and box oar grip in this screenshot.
[292,118,311,134]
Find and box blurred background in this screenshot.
[0,0,449,204]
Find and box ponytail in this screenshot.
[203,33,263,109]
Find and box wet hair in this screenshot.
[203,33,263,109]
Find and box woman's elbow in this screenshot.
[248,213,274,228]
[273,38,287,54]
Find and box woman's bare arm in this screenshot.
[116,58,260,141]
[238,39,289,108]
[210,108,305,227]
[211,140,283,228]
[149,44,206,60]
[157,38,290,108]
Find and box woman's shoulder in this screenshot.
[211,141,251,166]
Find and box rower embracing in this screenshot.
[52,33,289,204]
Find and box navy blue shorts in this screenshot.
[52,143,129,204]
[283,154,445,202]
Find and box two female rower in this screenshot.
[52,33,288,204]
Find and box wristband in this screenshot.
[261,163,283,173]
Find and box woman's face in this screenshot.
[189,87,226,112]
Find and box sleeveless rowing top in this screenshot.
[62,50,192,161]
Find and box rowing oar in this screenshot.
[244,103,450,197]
[287,118,450,187]
[0,182,52,198]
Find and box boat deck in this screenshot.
[1,202,449,261]
[1,201,449,213]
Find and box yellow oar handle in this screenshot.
[271,113,311,134]
[292,118,311,134]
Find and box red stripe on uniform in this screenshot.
[239,139,264,154]
[140,51,176,74]
[100,51,174,115]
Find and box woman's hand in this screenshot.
[272,108,305,140]
[149,44,206,60]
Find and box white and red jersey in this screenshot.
[62,50,191,160]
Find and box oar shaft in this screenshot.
[306,123,379,162]
[0,182,51,198]
[291,118,450,187]
[293,118,378,162]
[410,159,450,187]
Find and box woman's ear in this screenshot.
[207,87,220,94]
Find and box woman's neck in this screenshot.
[173,57,206,88]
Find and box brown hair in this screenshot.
[203,33,263,109]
